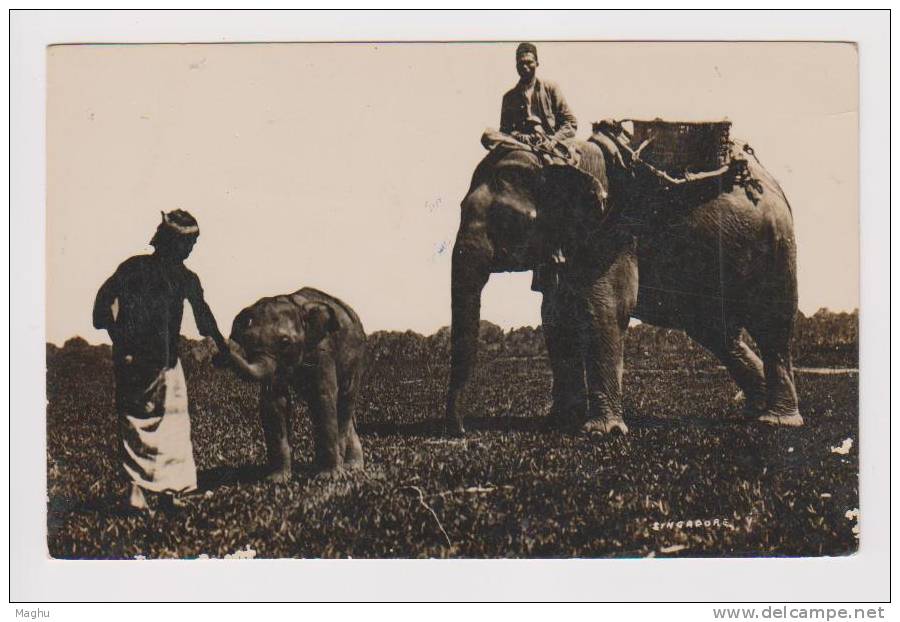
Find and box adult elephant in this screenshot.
[225,287,367,480]
[445,128,800,437]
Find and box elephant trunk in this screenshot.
[227,341,276,382]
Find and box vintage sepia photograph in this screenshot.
[43,39,860,561]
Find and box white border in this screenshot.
[9,10,890,602]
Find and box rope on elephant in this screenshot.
[591,120,766,204]
[732,142,766,204]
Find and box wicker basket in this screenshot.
[627,119,732,175]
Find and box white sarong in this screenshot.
[119,360,197,494]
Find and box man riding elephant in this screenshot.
[497,42,583,291]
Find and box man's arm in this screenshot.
[92,271,120,331]
[550,84,577,140]
[499,91,516,135]
[185,272,227,352]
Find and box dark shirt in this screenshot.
[500,78,577,140]
[93,254,224,370]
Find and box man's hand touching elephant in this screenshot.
[211,337,233,369]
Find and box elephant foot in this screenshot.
[741,402,767,419]
[734,390,767,418]
[543,415,566,431]
[758,411,804,427]
[344,456,365,470]
[582,416,629,437]
[314,466,347,482]
[344,439,365,470]
[545,413,581,433]
[547,400,587,430]
[442,418,466,438]
[265,469,292,484]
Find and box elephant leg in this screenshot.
[342,419,364,469]
[338,366,364,469]
[541,284,587,427]
[260,379,293,483]
[306,355,343,472]
[581,244,638,437]
[688,324,767,415]
[748,317,802,427]
[445,237,491,436]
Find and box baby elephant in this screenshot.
[225,287,367,481]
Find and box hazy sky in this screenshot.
[47,42,858,345]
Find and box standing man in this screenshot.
[500,42,578,145]
[93,210,230,513]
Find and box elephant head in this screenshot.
[227,295,339,382]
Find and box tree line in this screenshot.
[49,308,858,372]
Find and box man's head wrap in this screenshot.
[150,209,199,248]
[516,42,538,61]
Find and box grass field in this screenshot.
[47,330,859,559]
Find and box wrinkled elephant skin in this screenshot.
[446,140,801,437]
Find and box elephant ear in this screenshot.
[301,301,340,345]
[543,166,606,226]
[229,308,252,341]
